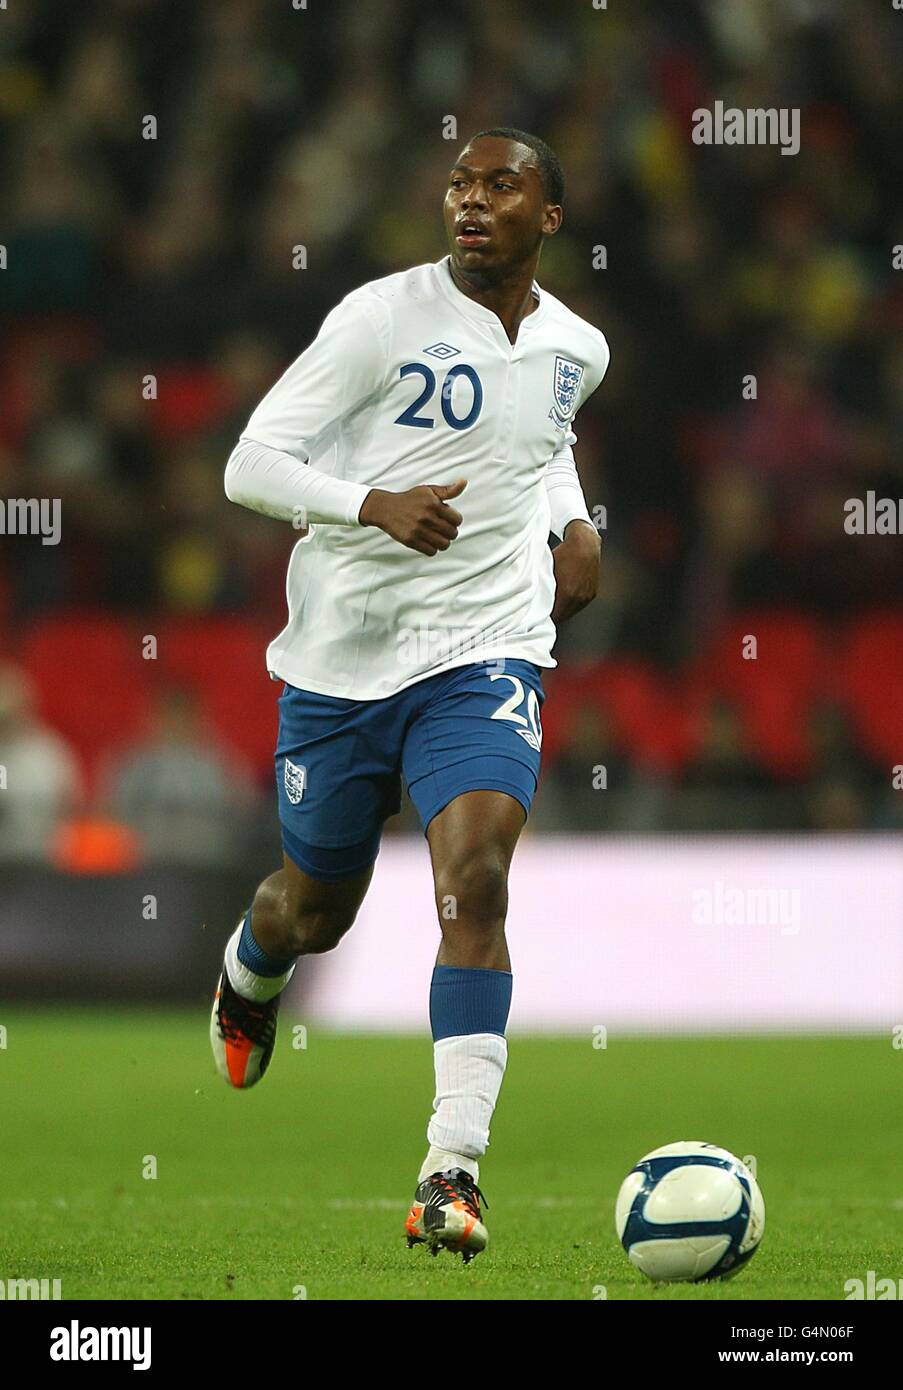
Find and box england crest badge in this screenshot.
[284,758,307,805]
[549,355,584,428]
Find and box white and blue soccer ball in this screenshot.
[615,1141,765,1283]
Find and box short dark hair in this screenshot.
[467,127,564,205]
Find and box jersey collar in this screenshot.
[435,255,546,342]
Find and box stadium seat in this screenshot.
[686,611,830,777]
[145,366,231,440]
[18,610,152,790]
[839,612,903,766]
[155,616,278,780]
[544,658,693,775]
[589,659,693,773]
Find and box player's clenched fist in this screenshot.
[359,478,467,555]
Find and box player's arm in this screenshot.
[547,427,602,624]
[224,295,466,554]
[547,332,610,624]
[224,296,386,527]
[358,478,466,556]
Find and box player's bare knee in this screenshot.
[434,851,509,931]
[284,903,356,956]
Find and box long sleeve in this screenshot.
[545,426,595,540]
[224,291,390,526]
[545,328,610,540]
[224,438,372,526]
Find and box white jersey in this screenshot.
[226,256,610,700]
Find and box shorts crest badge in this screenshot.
[284,758,307,805]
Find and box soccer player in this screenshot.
[211,128,610,1262]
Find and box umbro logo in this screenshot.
[422,342,460,359]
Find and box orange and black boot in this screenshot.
[405,1169,489,1263]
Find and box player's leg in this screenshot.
[211,854,373,1089]
[242,850,376,962]
[428,787,523,969]
[211,678,404,1089]
[405,789,524,1258]
[401,659,544,1260]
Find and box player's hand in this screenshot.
[551,519,602,624]
[359,479,467,555]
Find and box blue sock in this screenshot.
[429,964,513,1041]
[236,910,295,977]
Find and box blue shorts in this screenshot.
[275,659,545,881]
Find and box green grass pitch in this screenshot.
[1,1011,898,1300]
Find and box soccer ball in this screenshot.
[615,1141,765,1283]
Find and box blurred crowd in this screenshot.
[0,0,901,861]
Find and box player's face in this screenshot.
[444,136,561,278]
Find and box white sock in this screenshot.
[418,1145,480,1183]
[224,921,295,1003]
[421,1033,508,1182]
